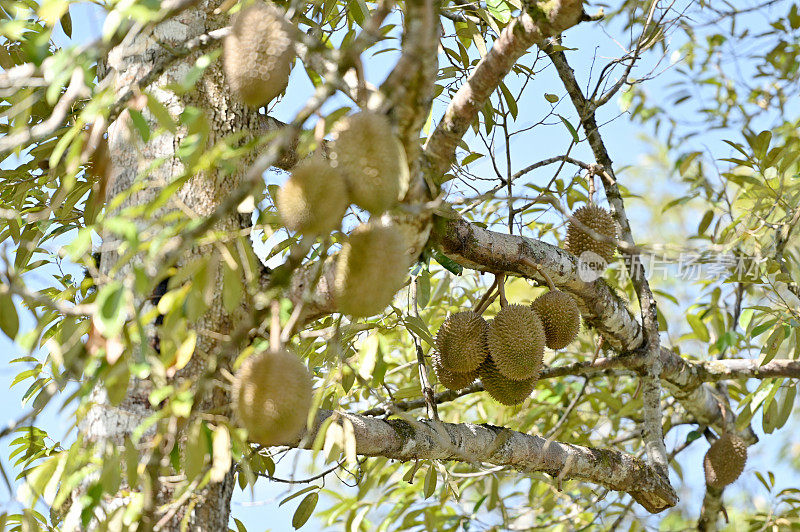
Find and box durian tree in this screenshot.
[2,0,800,530]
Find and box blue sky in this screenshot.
[1,1,798,530]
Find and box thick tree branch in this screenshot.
[432,216,644,350]
[697,484,725,531]
[288,410,678,513]
[423,0,589,181]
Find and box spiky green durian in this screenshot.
[232,349,312,446]
[334,222,408,317]
[531,290,581,349]
[224,2,295,107]
[487,305,545,381]
[434,311,489,374]
[704,432,748,488]
[566,204,618,264]
[478,355,537,406]
[277,155,348,235]
[330,112,408,214]
[433,354,478,391]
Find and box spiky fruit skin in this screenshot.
[531,290,581,349]
[566,204,618,264]
[224,2,295,107]
[277,156,348,235]
[704,433,747,488]
[330,112,408,214]
[487,305,545,381]
[334,223,408,317]
[233,350,312,446]
[435,311,489,374]
[433,354,478,391]
[478,355,537,406]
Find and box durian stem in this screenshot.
[270,299,281,352]
[497,274,508,308]
[587,171,596,203]
[473,274,501,314]
[522,257,557,291]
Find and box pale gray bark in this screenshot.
[288,410,677,513]
[69,4,256,530]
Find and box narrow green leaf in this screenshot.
[0,293,19,339]
[558,115,579,143]
[292,492,318,529]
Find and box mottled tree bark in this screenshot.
[66,5,256,530]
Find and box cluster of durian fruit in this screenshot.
[432,203,618,405]
[434,290,581,406]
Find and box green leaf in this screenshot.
[416,270,430,309]
[697,210,714,235]
[423,463,437,499]
[279,486,318,507]
[96,282,126,337]
[128,109,150,142]
[0,293,19,340]
[59,9,72,37]
[292,492,318,529]
[558,115,579,143]
[222,263,242,313]
[544,93,559,103]
[404,315,435,347]
[486,0,511,23]
[686,314,709,342]
[430,249,463,275]
[776,384,796,429]
[146,93,177,133]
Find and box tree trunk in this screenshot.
[65,4,253,530]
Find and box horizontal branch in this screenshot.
[431,216,644,350]
[289,409,678,514]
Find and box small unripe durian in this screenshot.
[531,290,581,349]
[433,354,477,391]
[330,112,408,214]
[487,305,545,381]
[224,2,295,107]
[704,432,747,488]
[334,222,408,317]
[435,311,489,374]
[233,349,312,446]
[277,156,348,235]
[478,355,536,406]
[566,204,618,264]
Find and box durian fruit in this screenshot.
[478,355,537,406]
[566,204,618,264]
[531,290,581,349]
[224,2,295,107]
[233,349,313,446]
[487,304,545,381]
[703,432,748,488]
[434,311,489,374]
[329,112,408,214]
[433,354,478,391]
[334,222,408,317]
[277,155,349,235]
